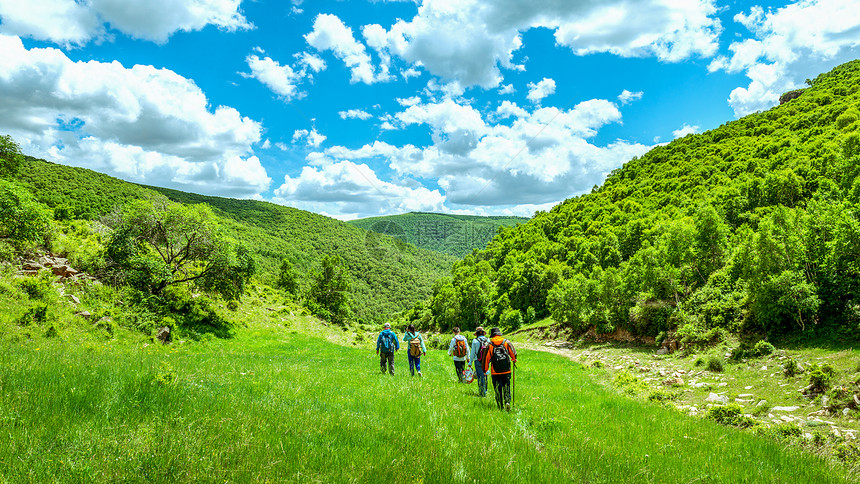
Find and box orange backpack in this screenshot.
[453,337,468,357]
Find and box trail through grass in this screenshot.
[0,324,852,483]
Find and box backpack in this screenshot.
[409,336,422,357]
[453,337,468,358]
[380,332,394,353]
[490,339,511,374]
[475,336,490,363]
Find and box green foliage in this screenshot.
[783,358,801,377]
[705,404,758,428]
[807,362,836,392]
[500,307,523,331]
[0,180,52,247]
[648,388,682,403]
[433,59,860,343]
[613,370,649,395]
[0,134,23,178]
[308,254,352,325]
[104,198,254,300]
[706,356,724,373]
[349,212,528,258]
[753,340,776,357]
[276,258,299,295]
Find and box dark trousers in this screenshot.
[454,360,466,382]
[380,352,394,375]
[492,373,512,409]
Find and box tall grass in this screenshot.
[0,325,850,483]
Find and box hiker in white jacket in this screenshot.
[447,326,470,383]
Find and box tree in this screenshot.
[0,180,52,247]
[0,135,24,178]
[276,258,299,295]
[105,198,254,300]
[308,254,352,325]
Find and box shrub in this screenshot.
[783,358,800,377]
[501,308,523,331]
[613,370,648,395]
[836,108,859,129]
[648,389,681,403]
[808,368,834,393]
[755,422,802,441]
[591,360,603,369]
[706,356,724,373]
[705,404,758,428]
[834,442,860,465]
[753,340,776,357]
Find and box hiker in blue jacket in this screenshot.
[470,326,489,397]
[376,322,400,375]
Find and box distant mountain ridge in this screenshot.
[349,212,529,258]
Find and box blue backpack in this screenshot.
[380,332,395,353]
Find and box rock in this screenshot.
[821,395,830,408]
[75,310,92,319]
[745,386,753,390]
[738,393,754,398]
[656,347,668,355]
[854,394,860,406]
[663,377,684,386]
[639,367,651,373]
[68,295,81,305]
[155,326,171,344]
[717,382,728,387]
[772,406,800,412]
[756,400,769,408]
[803,433,813,440]
[706,393,729,404]
[844,408,852,416]
[52,265,79,277]
[760,366,767,371]
[808,410,829,417]
[781,416,795,422]
[833,428,842,438]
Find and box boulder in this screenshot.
[663,377,684,386]
[755,400,769,408]
[75,310,92,319]
[22,261,42,271]
[68,295,81,305]
[706,393,729,404]
[772,406,800,412]
[155,326,171,344]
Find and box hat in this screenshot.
[490,327,501,337]
[475,326,485,335]
[383,323,391,329]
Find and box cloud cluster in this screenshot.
[305,13,390,84]
[709,0,860,116]
[526,78,556,104]
[0,35,269,198]
[0,0,251,46]
[361,0,722,88]
[272,95,651,217]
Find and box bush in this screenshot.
[613,370,648,395]
[676,323,727,349]
[755,422,802,442]
[705,404,758,428]
[808,367,834,393]
[836,108,859,129]
[753,340,776,357]
[501,308,523,331]
[783,358,800,377]
[648,389,681,403]
[706,356,724,373]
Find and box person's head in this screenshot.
[453,326,460,334]
[383,322,391,330]
[475,326,485,336]
[490,327,502,337]
[407,324,415,332]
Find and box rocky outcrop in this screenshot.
[15,252,96,284]
[779,89,805,104]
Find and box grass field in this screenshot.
[0,319,852,483]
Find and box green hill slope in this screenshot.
[428,59,860,340]
[13,158,456,322]
[349,212,528,257]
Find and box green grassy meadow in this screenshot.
[0,321,852,483]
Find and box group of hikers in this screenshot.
[375,323,518,411]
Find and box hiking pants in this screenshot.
[474,364,487,396]
[380,352,395,375]
[408,353,422,376]
[454,360,466,382]
[492,373,511,409]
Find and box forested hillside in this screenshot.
[348,212,528,257]
[12,159,455,322]
[423,60,860,343]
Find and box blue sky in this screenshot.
[1,0,859,219]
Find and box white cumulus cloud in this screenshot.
[526,78,556,104]
[0,0,252,46]
[672,123,699,138]
[0,34,269,198]
[339,109,373,120]
[305,13,389,84]
[710,0,860,116]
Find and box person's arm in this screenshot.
[465,337,470,363]
[470,340,478,364]
[447,338,454,356]
[419,334,427,354]
[507,340,517,363]
[394,333,400,351]
[376,333,382,353]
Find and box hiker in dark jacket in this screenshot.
[447,326,470,382]
[482,327,517,411]
[376,322,400,375]
[470,326,489,397]
[403,324,427,377]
